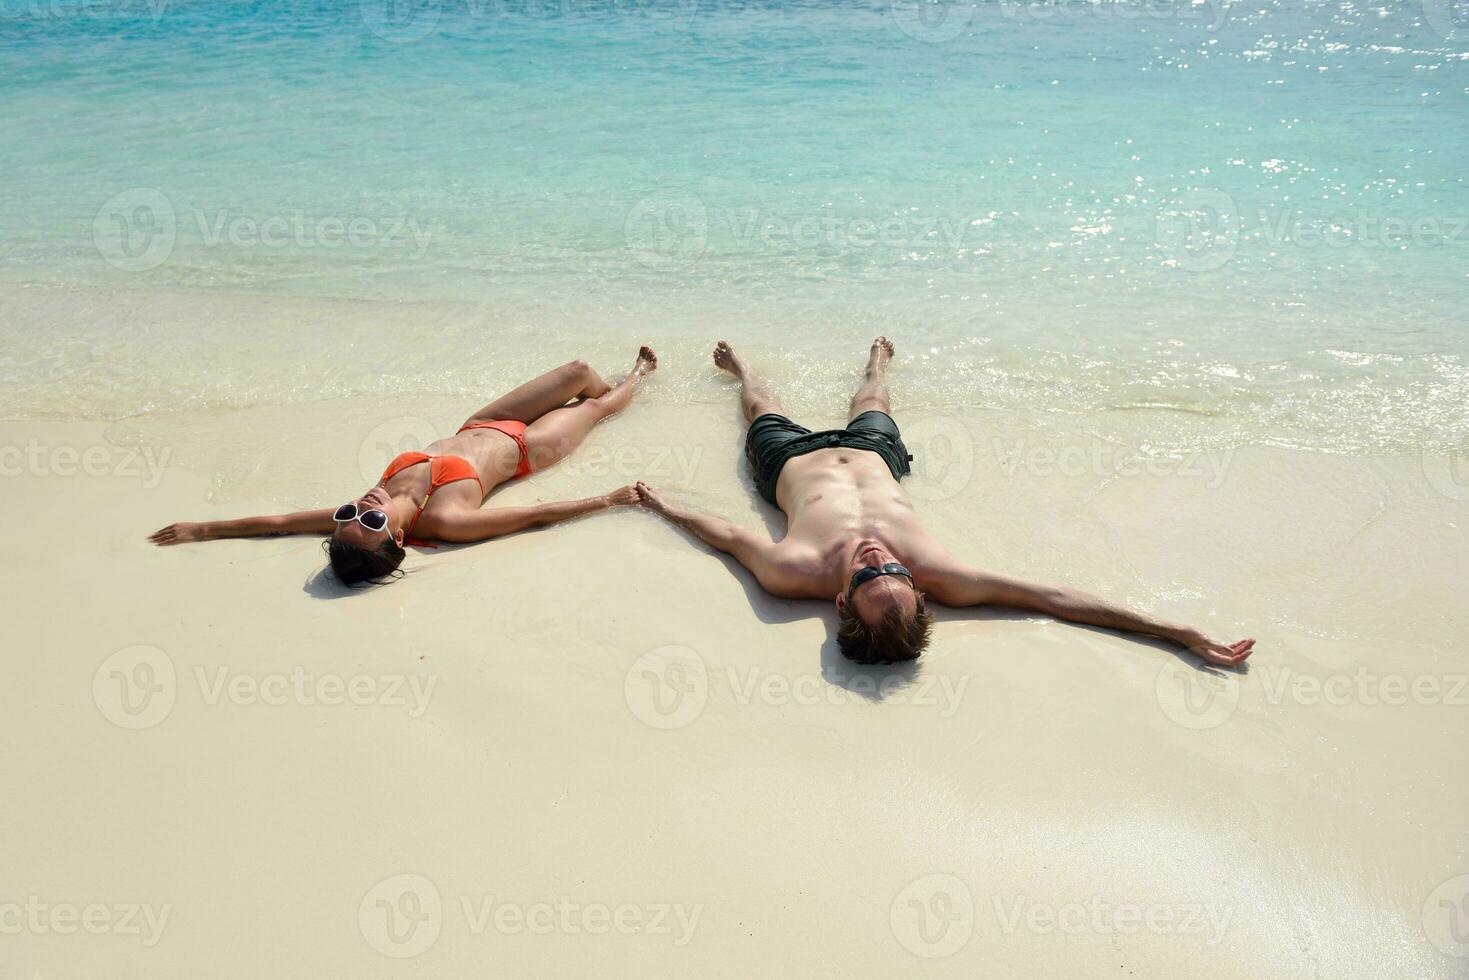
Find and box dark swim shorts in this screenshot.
[744,410,913,505]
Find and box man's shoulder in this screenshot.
[756,542,828,599]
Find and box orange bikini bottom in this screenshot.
[459,419,532,478]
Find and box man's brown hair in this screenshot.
[836,591,935,664]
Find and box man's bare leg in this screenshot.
[714,340,784,422]
[848,336,894,420]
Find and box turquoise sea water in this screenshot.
[1,0,1466,446]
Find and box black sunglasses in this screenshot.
[334,502,390,534]
[847,562,913,597]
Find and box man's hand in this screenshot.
[634,480,668,514]
[603,484,640,507]
[149,522,207,546]
[1178,631,1256,667]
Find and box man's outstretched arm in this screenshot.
[634,482,811,598]
[922,561,1254,667]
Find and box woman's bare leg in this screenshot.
[462,359,613,428]
[523,347,657,470]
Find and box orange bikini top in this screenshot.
[379,452,485,547]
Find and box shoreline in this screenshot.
[3,282,1464,458]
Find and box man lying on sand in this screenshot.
[635,339,1255,667]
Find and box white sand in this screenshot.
[4,392,1467,977]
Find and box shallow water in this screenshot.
[1,0,1466,449]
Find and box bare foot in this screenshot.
[635,345,658,375]
[713,340,745,377]
[866,336,894,374]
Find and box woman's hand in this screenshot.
[603,485,640,507]
[149,522,207,546]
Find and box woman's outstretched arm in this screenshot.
[429,486,638,544]
[149,509,337,545]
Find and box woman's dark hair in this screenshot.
[325,537,406,587]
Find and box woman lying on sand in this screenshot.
[149,349,656,584]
